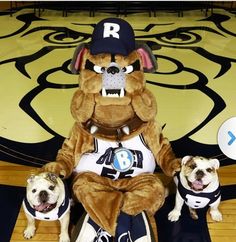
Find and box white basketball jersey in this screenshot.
[74,135,156,180]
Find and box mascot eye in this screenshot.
[49,185,55,191]
[122,65,133,74]
[94,65,105,74]
[32,189,36,193]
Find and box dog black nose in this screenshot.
[196,170,204,179]
[39,190,48,203]
[107,66,119,75]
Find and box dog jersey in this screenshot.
[176,173,221,209]
[23,183,70,221]
[74,134,156,180]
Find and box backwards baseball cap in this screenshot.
[90,18,136,56]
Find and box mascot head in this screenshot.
[70,18,158,140]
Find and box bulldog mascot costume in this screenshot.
[43,18,181,242]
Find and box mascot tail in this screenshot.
[71,212,156,242]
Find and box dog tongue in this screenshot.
[34,203,51,212]
[192,180,204,190]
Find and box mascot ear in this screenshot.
[70,43,88,74]
[136,43,157,73]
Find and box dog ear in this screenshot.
[27,175,36,184]
[46,173,58,184]
[136,43,157,73]
[70,43,89,74]
[210,158,220,170]
[181,155,193,165]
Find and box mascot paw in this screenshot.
[43,162,66,178]
[170,158,181,176]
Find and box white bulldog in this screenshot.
[23,172,70,242]
[168,156,222,222]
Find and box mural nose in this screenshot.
[107,66,120,75]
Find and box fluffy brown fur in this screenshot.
[43,43,180,241]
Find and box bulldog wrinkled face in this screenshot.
[80,51,144,96]
[181,156,220,191]
[26,173,61,213]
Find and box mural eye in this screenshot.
[32,189,37,193]
[49,185,55,191]
[94,65,105,74]
[122,65,133,74]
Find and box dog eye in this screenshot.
[189,164,197,169]
[49,185,55,191]
[206,168,213,173]
[32,189,36,193]
[122,65,133,74]
[94,65,105,74]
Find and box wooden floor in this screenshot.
[1,160,235,242]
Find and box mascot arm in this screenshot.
[143,121,181,177]
[132,89,157,122]
[43,124,94,178]
[70,89,95,123]
[121,173,165,216]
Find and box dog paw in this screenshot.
[59,233,70,242]
[168,209,181,222]
[210,210,223,221]
[24,226,36,239]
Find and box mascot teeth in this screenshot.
[120,88,125,97]
[101,88,125,98]
[102,88,106,97]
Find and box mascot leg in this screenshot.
[72,211,156,242]
[71,212,113,242]
[115,211,157,242]
[119,173,164,242]
[72,172,123,236]
[72,172,164,242]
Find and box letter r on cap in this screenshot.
[103,23,120,39]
